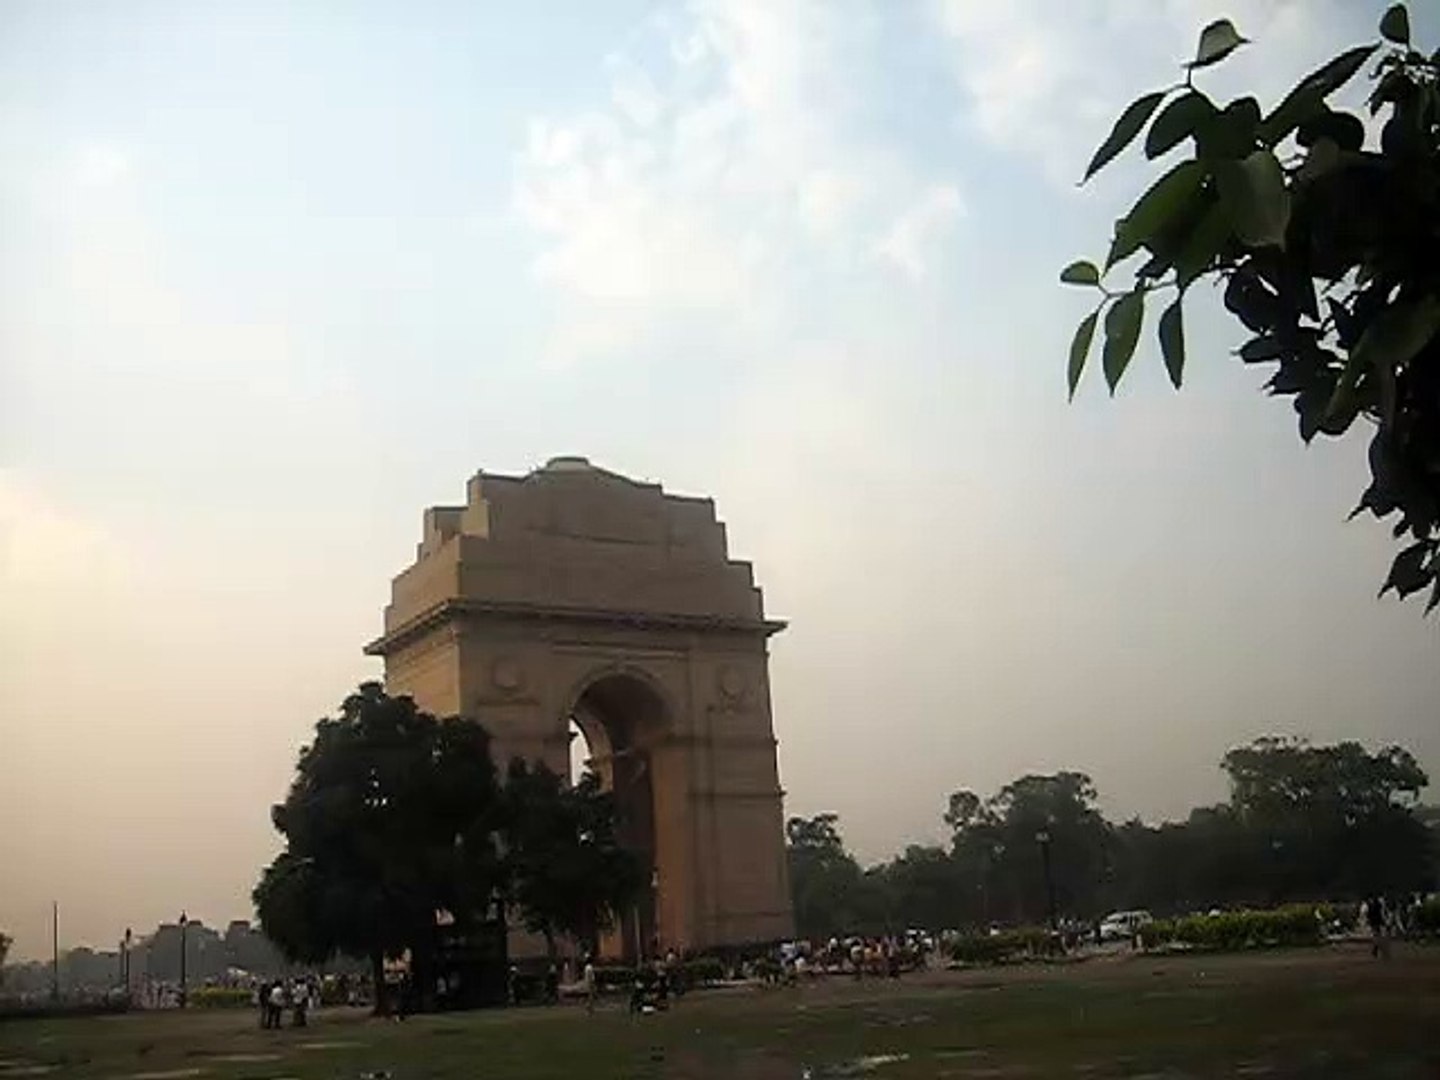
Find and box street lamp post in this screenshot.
[1035,830,1057,931]
[178,913,189,1009]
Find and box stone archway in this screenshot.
[365,458,794,958]
[565,669,668,962]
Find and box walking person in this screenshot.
[583,955,597,1014]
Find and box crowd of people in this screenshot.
[1359,894,1431,959]
[255,978,319,1029]
[762,935,927,984]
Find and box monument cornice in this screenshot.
[365,597,786,657]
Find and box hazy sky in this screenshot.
[3,0,1437,961]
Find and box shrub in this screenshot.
[948,927,1063,966]
[948,936,1006,965]
[0,996,132,1021]
[1414,897,1440,936]
[319,978,364,1006]
[680,957,725,985]
[189,987,253,1009]
[1316,902,1359,933]
[1141,905,1323,952]
[1138,919,1175,950]
[591,965,636,990]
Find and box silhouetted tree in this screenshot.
[877,845,964,932]
[1221,736,1432,898]
[253,683,504,1012]
[947,773,1114,925]
[786,814,869,938]
[501,759,643,960]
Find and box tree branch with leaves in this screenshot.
[1064,4,1440,611]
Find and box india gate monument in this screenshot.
[365,457,794,958]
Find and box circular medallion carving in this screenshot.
[492,657,523,692]
[718,665,746,701]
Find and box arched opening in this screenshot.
[565,671,668,964]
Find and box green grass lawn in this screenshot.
[3,944,1438,1079]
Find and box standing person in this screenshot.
[257,980,272,1029]
[544,962,559,1005]
[583,955,597,1014]
[292,980,309,1027]
[1366,895,1388,959]
[267,981,285,1029]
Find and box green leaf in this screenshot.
[1083,91,1166,183]
[1380,542,1431,599]
[1297,137,1342,182]
[1217,151,1290,248]
[1114,160,1207,257]
[1369,70,1406,116]
[1145,92,1217,158]
[1105,223,1143,272]
[1240,335,1284,363]
[1260,45,1377,144]
[1295,384,1330,442]
[1225,270,1282,333]
[1296,110,1364,151]
[1102,291,1145,393]
[1197,98,1261,160]
[1068,309,1099,400]
[1189,19,1248,69]
[1060,260,1101,286]
[1330,295,1440,419]
[1380,4,1410,45]
[1159,298,1186,389]
[1173,198,1231,286]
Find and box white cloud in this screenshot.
[931,0,1353,185]
[72,143,130,189]
[512,0,964,362]
[875,184,963,280]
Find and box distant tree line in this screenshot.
[0,918,313,997]
[788,737,1437,940]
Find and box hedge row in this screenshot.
[189,987,255,1009]
[0,997,132,1021]
[947,928,1063,965]
[590,956,727,990]
[1139,905,1323,952]
[1415,898,1440,935]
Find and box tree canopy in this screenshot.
[947,772,1115,927]
[253,683,506,1003]
[786,814,872,939]
[254,683,643,1008]
[501,758,643,960]
[1062,3,1440,611]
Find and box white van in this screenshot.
[1098,910,1153,941]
